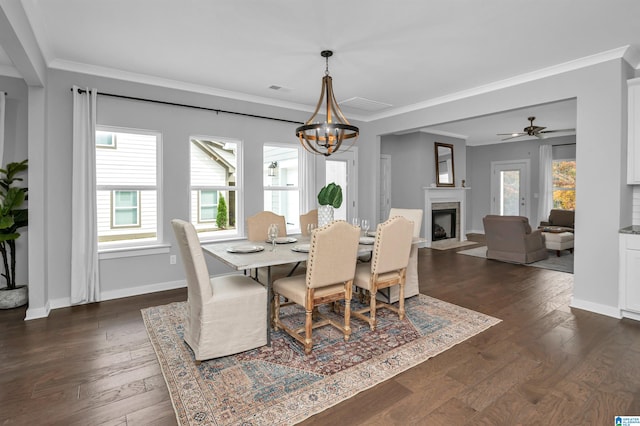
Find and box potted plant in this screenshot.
[0,159,28,309]
[317,182,343,227]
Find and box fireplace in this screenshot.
[423,187,469,247]
[432,208,457,241]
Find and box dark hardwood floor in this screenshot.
[2,245,638,425]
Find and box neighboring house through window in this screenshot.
[190,137,240,239]
[96,128,160,246]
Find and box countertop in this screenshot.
[620,225,640,234]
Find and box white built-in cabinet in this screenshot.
[628,78,640,184]
[619,232,640,320]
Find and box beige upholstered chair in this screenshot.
[352,216,414,331]
[171,219,267,362]
[379,208,423,303]
[272,221,360,355]
[483,215,548,264]
[246,211,301,282]
[300,209,318,236]
[246,211,286,241]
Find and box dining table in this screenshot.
[202,233,425,345]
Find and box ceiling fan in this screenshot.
[497,116,575,141]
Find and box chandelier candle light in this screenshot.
[296,50,359,157]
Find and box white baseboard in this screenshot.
[467,229,484,235]
[100,279,186,302]
[25,301,51,320]
[24,273,251,320]
[570,297,622,319]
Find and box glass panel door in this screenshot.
[491,160,529,217]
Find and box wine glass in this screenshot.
[352,217,360,227]
[306,223,316,236]
[267,224,279,251]
[361,219,370,237]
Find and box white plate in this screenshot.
[267,236,298,244]
[359,237,375,245]
[366,231,376,237]
[227,245,265,253]
[291,244,310,253]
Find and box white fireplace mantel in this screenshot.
[424,187,470,247]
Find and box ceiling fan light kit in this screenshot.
[296,50,359,157]
[497,116,575,141]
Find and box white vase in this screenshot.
[317,205,334,228]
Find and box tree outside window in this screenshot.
[552,160,576,210]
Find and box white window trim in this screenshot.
[96,125,163,252]
[190,135,244,241]
[263,142,304,234]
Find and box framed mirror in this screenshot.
[435,142,455,187]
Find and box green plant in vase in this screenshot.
[317,182,342,227]
[0,159,29,309]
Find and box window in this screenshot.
[96,131,116,148]
[264,145,301,233]
[112,190,140,227]
[552,159,576,210]
[198,190,218,222]
[96,128,160,246]
[190,137,240,239]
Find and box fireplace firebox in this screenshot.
[432,208,457,241]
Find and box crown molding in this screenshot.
[0,64,21,78]
[49,58,321,113]
[623,45,640,70]
[367,46,632,122]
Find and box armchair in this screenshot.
[482,215,548,264]
[539,209,575,233]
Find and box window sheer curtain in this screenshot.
[71,86,100,304]
[538,144,553,224]
[0,91,5,166]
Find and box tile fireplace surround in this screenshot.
[424,187,470,247]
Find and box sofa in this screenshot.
[539,209,574,232]
[482,215,548,264]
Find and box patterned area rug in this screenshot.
[457,245,574,273]
[141,294,500,425]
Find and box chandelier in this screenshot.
[295,50,359,157]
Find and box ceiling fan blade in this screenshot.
[539,128,576,134]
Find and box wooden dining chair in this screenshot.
[352,216,414,331]
[171,219,267,362]
[272,220,360,354]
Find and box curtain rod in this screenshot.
[552,142,576,147]
[70,88,303,125]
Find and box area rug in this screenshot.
[457,245,574,273]
[141,294,500,425]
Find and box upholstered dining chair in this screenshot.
[382,208,423,302]
[171,219,267,362]
[300,209,318,236]
[246,211,302,282]
[272,220,360,355]
[352,216,414,331]
[246,211,286,241]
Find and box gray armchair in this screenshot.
[482,215,548,264]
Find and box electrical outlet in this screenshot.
[170,255,177,265]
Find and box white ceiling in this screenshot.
[2,1,640,145]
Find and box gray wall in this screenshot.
[380,131,466,234]
[42,69,325,304]
[0,75,29,288]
